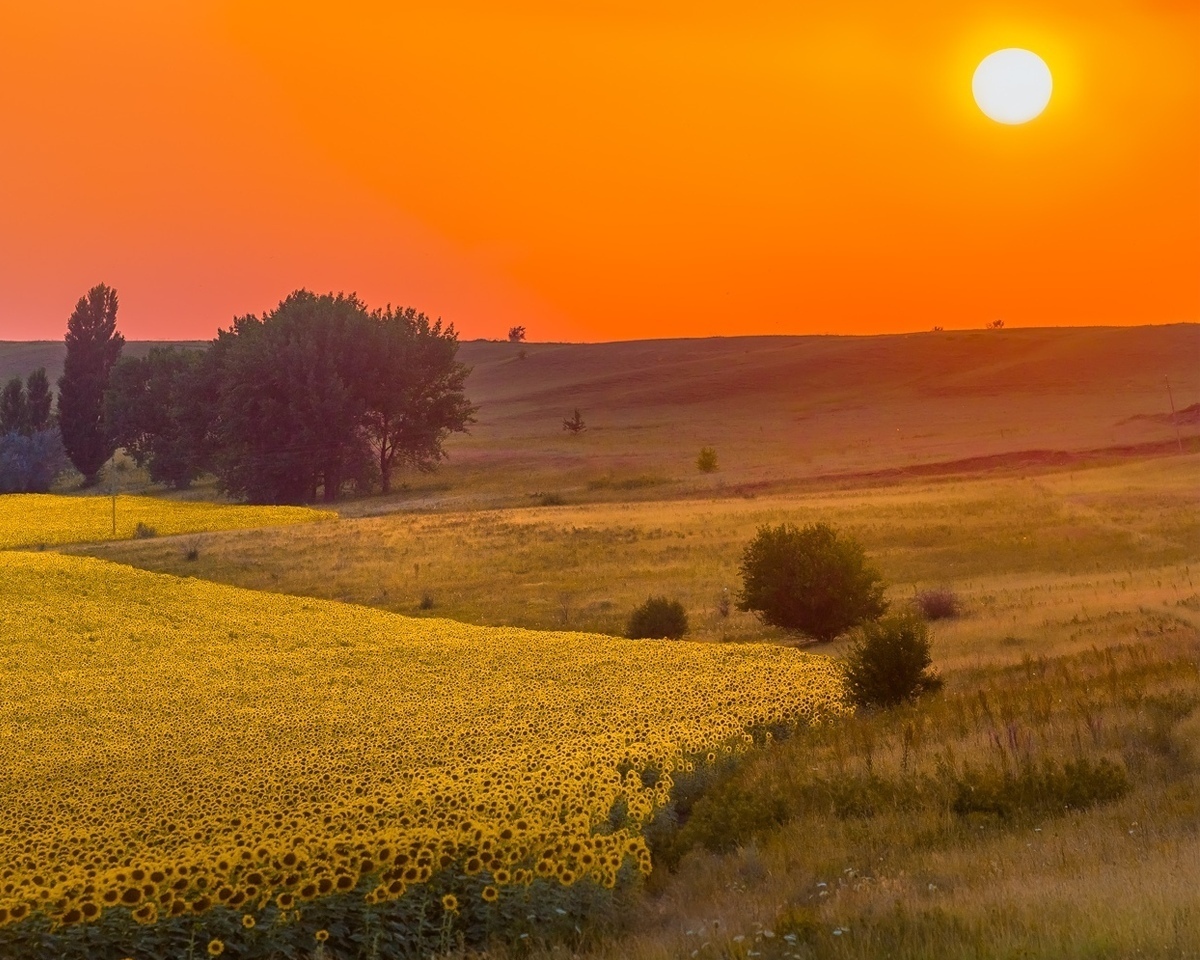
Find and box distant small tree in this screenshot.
[627,596,689,640]
[843,613,943,708]
[987,318,1005,330]
[563,409,586,435]
[697,446,718,473]
[0,378,25,435]
[58,283,124,486]
[508,325,527,343]
[24,369,53,432]
[931,325,944,332]
[736,522,888,642]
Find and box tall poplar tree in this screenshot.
[58,284,124,485]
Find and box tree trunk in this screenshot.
[379,443,391,495]
[322,455,342,503]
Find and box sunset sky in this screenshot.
[1,1,1196,341]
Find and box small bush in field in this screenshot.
[134,522,157,539]
[696,447,718,473]
[914,587,961,620]
[627,596,689,640]
[419,591,435,610]
[844,613,942,708]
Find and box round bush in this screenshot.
[843,613,943,708]
[914,587,961,620]
[626,596,689,640]
[736,522,887,642]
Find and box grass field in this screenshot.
[4,328,1199,957]
[72,453,1200,958]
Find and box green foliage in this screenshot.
[24,369,53,433]
[0,370,52,437]
[952,757,1130,818]
[0,377,25,434]
[696,446,718,473]
[57,284,125,486]
[844,613,943,708]
[0,429,68,494]
[360,305,477,494]
[212,291,475,503]
[736,522,888,641]
[626,596,689,640]
[105,347,209,489]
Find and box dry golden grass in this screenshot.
[79,455,1200,650]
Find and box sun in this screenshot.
[972,48,1052,124]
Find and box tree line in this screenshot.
[3,285,476,504]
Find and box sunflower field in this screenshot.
[0,552,848,957]
[0,493,333,549]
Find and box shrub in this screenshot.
[0,428,69,494]
[419,592,435,610]
[736,522,887,641]
[562,409,586,435]
[134,522,157,539]
[914,587,961,620]
[843,613,942,708]
[952,757,1129,819]
[697,447,718,473]
[627,596,689,640]
[538,492,566,506]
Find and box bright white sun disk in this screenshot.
[973,49,1052,124]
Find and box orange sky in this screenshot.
[0,0,1196,341]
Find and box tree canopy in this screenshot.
[58,284,124,485]
[736,522,888,642]
[96,289,475,504]
[106,348,209,489]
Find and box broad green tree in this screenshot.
[361,307,476,494]
[213,291,373,504]
[105,347,209,488]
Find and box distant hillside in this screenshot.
[0,341,204,387]
[3,325,1197,488]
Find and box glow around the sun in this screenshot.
[972,48,1052,124]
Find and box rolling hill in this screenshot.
[3,324,1196,492]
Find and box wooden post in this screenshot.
[1165,377,1183,454]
